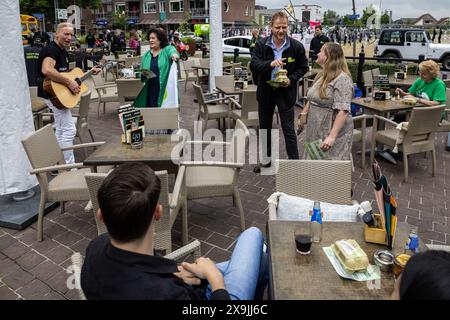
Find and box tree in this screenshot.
[323,10,340,26]
[361,5,376,26]
[177,11,192,33]
[381,11,390,25]
[112,12,127,30]
[20,0,101,26]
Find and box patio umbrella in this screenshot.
[371,162,386,229]
[371,162,398,250]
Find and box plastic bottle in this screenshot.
[404,226,420,255]
[310,201,323,243]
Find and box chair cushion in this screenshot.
[186,166,234,188]
[230,109,259,120]
[353,129,362,142]
[276,193,359,222]
[47,168,91,201]
[375,129,399,147]
[205,104,229,118]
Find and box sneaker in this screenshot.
[253,162,272,173]
[50,170,58,176]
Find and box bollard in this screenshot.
[357,50,366,96]
[233,48,239,63]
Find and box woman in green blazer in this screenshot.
[134,28,179,108]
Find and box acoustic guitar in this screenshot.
[43,61,107,109]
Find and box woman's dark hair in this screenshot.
[147,28,169,48]
[400,250,450,300]
[97,162,161,243]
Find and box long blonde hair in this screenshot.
[315,43,351,99]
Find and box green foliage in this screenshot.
[323,10,340,26]
[112,12,127,30]
[178,12,192,34]
[223,56,251,65]
[381,12,390,25]
[20,0,101,26]
[181,37,194,44]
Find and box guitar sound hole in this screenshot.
[75,78,82,86]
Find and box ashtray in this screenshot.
[373,250,394,272]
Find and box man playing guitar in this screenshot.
[37,22,100,164]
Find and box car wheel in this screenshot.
[442,55,450,71]
[380,52,399,64]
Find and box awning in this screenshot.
[138,17,160,25]
[159,18,183,25]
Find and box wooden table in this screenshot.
[215,84,257,102]
[83,134,183,174]
[388,75,417,88]
[352,98,425,164]
[267,220,425,300]
[351,97,424,116]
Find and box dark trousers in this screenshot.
[258,90,299,161]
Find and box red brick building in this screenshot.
[81,0,256,31]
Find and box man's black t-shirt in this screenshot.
[37,41,69,98]
[310,34,330,57]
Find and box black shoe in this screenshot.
[253,162,272,173]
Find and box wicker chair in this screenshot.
[182,59,200,92]
[73,91,95,154]
[70,239,201,300]
[363,70,374,96]
[436,88,450,135]
[181,119,250,231]
[268,160,353,220]
[352,114,369,169]
[116,78,143,104]
[91,73,119,118]
[21,124,106,241]
[193,82,231,130]
[228,90,259,129]
[370,106,445,182]
[85,166,189,254]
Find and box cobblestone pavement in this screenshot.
[1,77,449,300]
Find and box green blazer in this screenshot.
[133,45,179,108]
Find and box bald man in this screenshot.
[37,23,99,164]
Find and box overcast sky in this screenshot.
[255,0,449,20]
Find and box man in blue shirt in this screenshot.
[251,11,309,173]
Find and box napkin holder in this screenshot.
[364,213,391,245]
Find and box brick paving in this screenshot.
[1,73,449,299]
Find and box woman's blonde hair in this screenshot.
[315,43,351,99]
[419,60,440,79]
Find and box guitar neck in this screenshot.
[79,69,95,82]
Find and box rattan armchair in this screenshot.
[70,239,201,300]
[91,73,119,118]
[268,160,353,220]
[21,124,106,241]
[228,90,259,129]
[73,91,95,155]
[369,106,445,182]
[352,114,369,169]
[181,119,250,231]
[85,166,189,254]
[436,89,450,135]
[193,82,231,130]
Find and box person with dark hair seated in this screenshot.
[391,250,450,300]
[81,162,268,300]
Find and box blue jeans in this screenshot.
[205,227,269,300]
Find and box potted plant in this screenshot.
[181,37,196,56]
